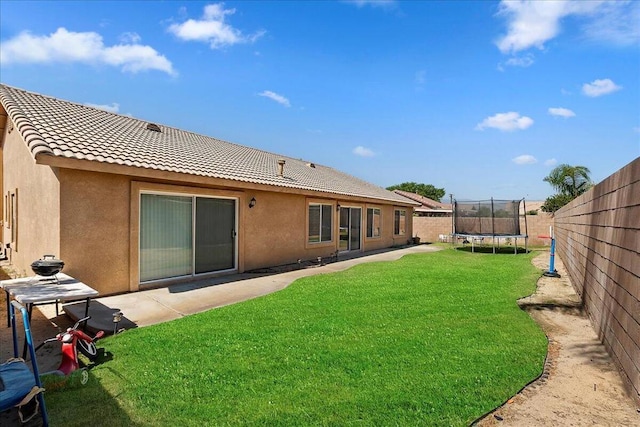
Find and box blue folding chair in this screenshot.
[0,301,49,426]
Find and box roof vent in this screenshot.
[306,162,316,168]
[146,123,161,132]
[277,159,286,177]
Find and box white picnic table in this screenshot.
[1,273,98,357]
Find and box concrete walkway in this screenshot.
[63,244,440,332]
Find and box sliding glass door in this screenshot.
[140,193,236,283]
[140,195,193,282]
[195,198,235,274]
[339,207,361,252]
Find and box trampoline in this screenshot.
[452,198,528,254]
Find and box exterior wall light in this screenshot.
[249,197,257,208]
[336,203,341,211]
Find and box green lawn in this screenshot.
[44,249,547,426]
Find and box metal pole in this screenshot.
[491,198,495,237]
[450,194,454,248]
[543,225,561,277]
[478,201,482,234]
[522,198,527,237]
[491,198,495,253]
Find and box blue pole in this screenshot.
[543,237,561,278]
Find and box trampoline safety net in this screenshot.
[454,199,522,236]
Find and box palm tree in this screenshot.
[543,164,593,197]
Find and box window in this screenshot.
[308,203,333,243]
[394,209,406,236]
[366,207,381,238]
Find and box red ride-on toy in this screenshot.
[36,317,104,386]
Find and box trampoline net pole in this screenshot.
[491,197,495,237]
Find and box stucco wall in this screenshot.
[554,157,640,403]
[243,190,318,270]
[1,120,60,275]
[242,193,412,270]
[59,169,131,296]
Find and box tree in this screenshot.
[541,164,593,213]
[386,182,445,201]
[543,164,593,197]
[541,194,575,213]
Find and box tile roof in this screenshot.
[0,84,413,205]
[393,190,451,210]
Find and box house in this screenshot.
[0,84,417,295]
[393,190,452,217]
[393,190,452,243]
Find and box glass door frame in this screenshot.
[138,190,239,286]
[339,206,362,253]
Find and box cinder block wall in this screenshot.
[520,203,554,247]
[554,157,640,403]
[413,216,453,242]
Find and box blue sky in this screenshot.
[1,0,638,201]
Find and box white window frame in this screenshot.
[308,202,333,244]
[366,207,381,239]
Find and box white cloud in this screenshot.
[507,53,535,67]
[119,32,141,44]
[258,90,290,107]
[414,70,426,85]
[498,53,535,70]
[495,0,637,54]
[475,112,534,131]
[582,78,622,97]
[168,3,265,49]
[353,146,375,157]
[84,102,120,113]
[548,107,576,118]
[544,158,558,166]
[0,27,175,75]
[344,0,396,8]
[582,1,640,46]
[512,154,537,165]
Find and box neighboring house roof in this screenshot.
[414,206,452,215]
[0,84,415,205]
[393,190,451,211]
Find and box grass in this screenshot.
[44,249,547,426]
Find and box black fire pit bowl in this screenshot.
[31,255,64,277]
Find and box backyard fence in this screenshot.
[554,157,640,403]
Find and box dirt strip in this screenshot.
[478,253,639,426]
